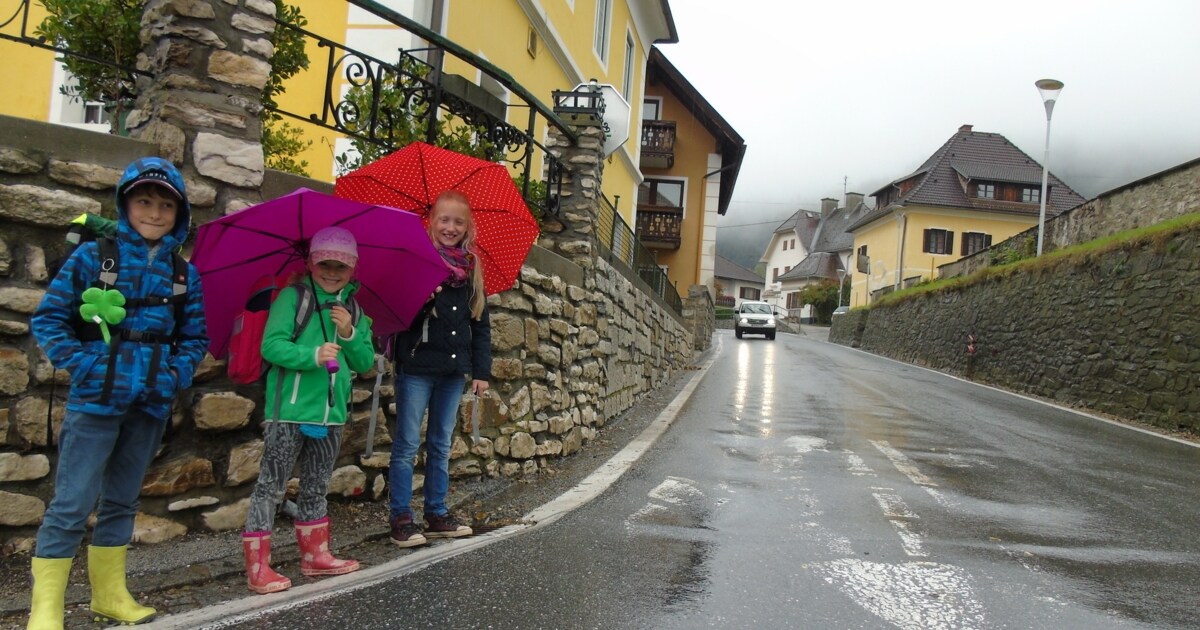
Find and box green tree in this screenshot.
[37,0,312,175]
[35,0,142,133]
[797,280,840,324]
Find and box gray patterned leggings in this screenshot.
[244,422,344,533]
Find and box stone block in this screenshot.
[194,391,253,430]
[142,456,216,496]
[0,490,44,526]
[0,453,50,481]
[201,498,250,532]
[132,513,188,544]
[225,439,264,486]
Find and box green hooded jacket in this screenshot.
[261,278,374,425]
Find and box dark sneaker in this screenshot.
[389,516,428,548]
[424,513,473,538]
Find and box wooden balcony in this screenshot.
[640,120,676,169]
[635,206,682,249]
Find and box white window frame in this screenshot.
[622,30,636,102]
[593,0,612,64]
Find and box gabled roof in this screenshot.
[773,209,821,239]
[647,48,746,214]
[810,201,869,253]
[714,255,764,283]
[778,251,842,282]
[852,126,1086,232]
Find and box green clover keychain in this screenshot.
[79,287,127,344]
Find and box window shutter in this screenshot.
[961,232,968,254]
[985,234,993,248]
[947,231,955,255]
[922,229,931,253]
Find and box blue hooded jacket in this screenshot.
[32,157,209,420]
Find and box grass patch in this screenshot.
[870,212,1200,309]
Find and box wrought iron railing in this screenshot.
[4,0,683,313]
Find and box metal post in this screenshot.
[1035,79,1063,257]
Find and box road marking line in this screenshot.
[871,439,937,486]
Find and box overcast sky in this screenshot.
[657,0,1200,231]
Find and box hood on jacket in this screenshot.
[115,157,191,251]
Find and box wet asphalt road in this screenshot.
[179,330,1200,629]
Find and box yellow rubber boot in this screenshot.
[27,557,71,630]
[87,545,156,625]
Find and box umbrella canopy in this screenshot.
[191,188,450,359]
[334,141,540,296]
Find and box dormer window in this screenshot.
[975,184,995,199]
[1022,187,1041,203]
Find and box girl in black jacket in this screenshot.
[387,191,492,546]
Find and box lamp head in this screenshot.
[1035,79,1064,119]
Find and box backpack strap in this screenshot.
[95,237,119,288]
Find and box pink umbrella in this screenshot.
[191,188,450,359]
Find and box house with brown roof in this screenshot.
[777,193,872,320]
[846,124,1085,306]
[759,208,821,310]
[636,47,746,299]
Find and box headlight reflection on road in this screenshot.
[733,342,776,435]
[733,342,749,420]
[761,342,775,436]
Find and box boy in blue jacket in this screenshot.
[28,157,208,628]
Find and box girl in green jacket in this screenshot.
[241,226,375,594]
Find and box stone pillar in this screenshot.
[125,0,274,219]
[543,125,607,268]
[684,284,714,351]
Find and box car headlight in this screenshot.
[739,317,749,325]
[765,317,775,326]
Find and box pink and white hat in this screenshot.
[309,226,358,267]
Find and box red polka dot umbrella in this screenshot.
[334,142,540,296]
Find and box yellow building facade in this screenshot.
[639,48,744,297]
[1,1,676,228]
[848,125,1086,306]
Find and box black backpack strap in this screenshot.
[95,237,119,289]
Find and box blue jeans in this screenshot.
[36,409,167,559]
[388,370,464,520]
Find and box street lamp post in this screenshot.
[1035,78,1063,256]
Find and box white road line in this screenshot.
[871,439,937,486]
[811,559,984,630]
[843,449,875,476]
[873,492,927,558]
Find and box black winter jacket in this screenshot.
[393,283,492,381]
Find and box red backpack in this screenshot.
[227,275,361,384]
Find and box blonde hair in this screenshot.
[430,190,485,319]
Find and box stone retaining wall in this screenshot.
[0,115,695,551]
[830,223,1199,433]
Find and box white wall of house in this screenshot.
[758,217,813,311]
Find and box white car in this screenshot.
[734,301,776,340]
